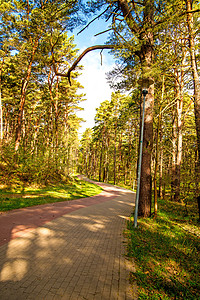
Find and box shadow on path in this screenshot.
[0,178,137,299]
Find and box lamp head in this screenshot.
[142,89,148,96]
[138,78,154,95]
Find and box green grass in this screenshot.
[126,199,200,300]
[88,176,134,191]
[0,179,102,212]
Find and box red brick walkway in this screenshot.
[0,178,137,299]
[0,187,119,247]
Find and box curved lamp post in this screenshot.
[134,78,154,228]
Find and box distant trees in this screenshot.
[79,92,139,187]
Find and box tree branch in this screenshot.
[117,0,139,34]
[154,8,200,28]
[94,28,113,37]
[77,7,110,35]
[52,45,114,85]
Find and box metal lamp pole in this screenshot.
[134,89,148,228]
[0,72,2,141]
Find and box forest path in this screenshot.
[0,177,137,299]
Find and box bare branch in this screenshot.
[105,6,119,22]
[131,0,142,23]
[77,7,110,35]
[52,45,114,85]
[94,28,113,37]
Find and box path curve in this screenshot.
[0,177,120,247]
[0,178,137,299]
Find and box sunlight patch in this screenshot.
[84,222,105,232]
[0,259,28,281]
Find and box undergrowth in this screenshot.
[0,178,102,212]
[126,199,200,300]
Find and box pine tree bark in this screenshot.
[138,81,154,217]
[113,117,117,185]
[153,77,164,215]
[15,38,39,151]
[174,76,184,202]
[118,0,154,217]
[0,68,3,143]
[158,144,163,199]
[186,0,200,166]
[171,112,177,199]
[186,2,200,216]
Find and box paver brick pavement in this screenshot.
[0,179,137,299]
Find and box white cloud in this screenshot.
[77,50,115,135]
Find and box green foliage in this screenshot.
[78,91,139,185]
[126,199,200,299]
[0,179,102,212]
[0,130,78,185]
[0,0,87,184]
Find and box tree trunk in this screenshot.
[113,119,117,185]
[0,69,3,142]
[186,0,200,167]
[15,38,39,151]
[195,149,200,196]
[54,76,59,168]
[0,57,5,143]
[174,80,184,202]
[158,145,163,199]
[117,133,122,184]
[99,136,104,182]
[186,1,200,217]
[171,96,177,200]
[153,76,164,215]
[117,0,154,217]
[138,45,154,217]
[138,81,154,217]
[158,81,164,199]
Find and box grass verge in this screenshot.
[126,199,200,300]
[0,179,102,212]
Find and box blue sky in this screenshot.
[71,18,116,134]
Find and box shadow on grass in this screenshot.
[126,214,200,300]
[0,181,102,212]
